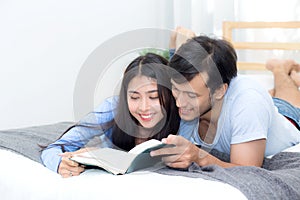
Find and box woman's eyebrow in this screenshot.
[128,91,139,94]
[128,90,158,94]
[146,90,158,94]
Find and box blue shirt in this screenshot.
[41,96,119,172]
[179,76,300,157]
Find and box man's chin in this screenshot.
[179,114,198,122]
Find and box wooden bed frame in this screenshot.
[222,21,300,70]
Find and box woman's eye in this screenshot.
[130,96,139,100]
[149,96,159,100]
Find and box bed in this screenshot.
[0,122,247,200]
[1,22,300,200]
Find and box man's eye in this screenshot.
[187,93,198,98]
[172,87,178,91]
[172,87,179,94]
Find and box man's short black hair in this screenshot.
[169,35,237,93]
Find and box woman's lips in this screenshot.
[139,113,153,121]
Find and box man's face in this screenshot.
[171,73,212,121]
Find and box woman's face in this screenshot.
[127,75,164,129]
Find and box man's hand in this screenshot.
[150,135,266,169]
[150,135,208,169]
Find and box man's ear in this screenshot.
[214,84,228,100]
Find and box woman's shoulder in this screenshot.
[94,96,119,112]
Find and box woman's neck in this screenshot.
[135,137,148,145]
[134,127,152,145]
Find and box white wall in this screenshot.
[235,0,300,63]
[2,0,299,130]
[0,0,173,130]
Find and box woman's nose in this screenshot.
[138,98,150,111]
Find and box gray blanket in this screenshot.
[1,122,300,199]
[0,122,74,163]
[157,152,300,200]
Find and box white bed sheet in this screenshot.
[3,142,300,200]
[0,149,247,200]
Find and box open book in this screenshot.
[70,139,174,175]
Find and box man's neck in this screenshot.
[198,99,224,143]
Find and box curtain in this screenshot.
[171,0,300,63]
[171,0,235,37]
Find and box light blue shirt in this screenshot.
[41,96,187,173]
[179,76,300,157]
[41,96,119,172]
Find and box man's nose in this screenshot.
[175,92,187,107]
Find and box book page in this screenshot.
[128,139,163,155]
[71,139,175,174]
[71,148,136,175]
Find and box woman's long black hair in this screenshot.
[112,53,180,151]
[41,53,180,152]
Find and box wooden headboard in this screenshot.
[222,21,300,71]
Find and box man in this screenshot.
[151,33,300,168]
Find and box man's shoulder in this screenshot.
[230,75,259,88]
[227,75,267,97]
[224,76,273,112]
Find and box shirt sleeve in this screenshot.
[40,96,119,173]
[230,90,271,144]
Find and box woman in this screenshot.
[41,53,180,178]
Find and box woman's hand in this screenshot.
[58,148,89,178]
